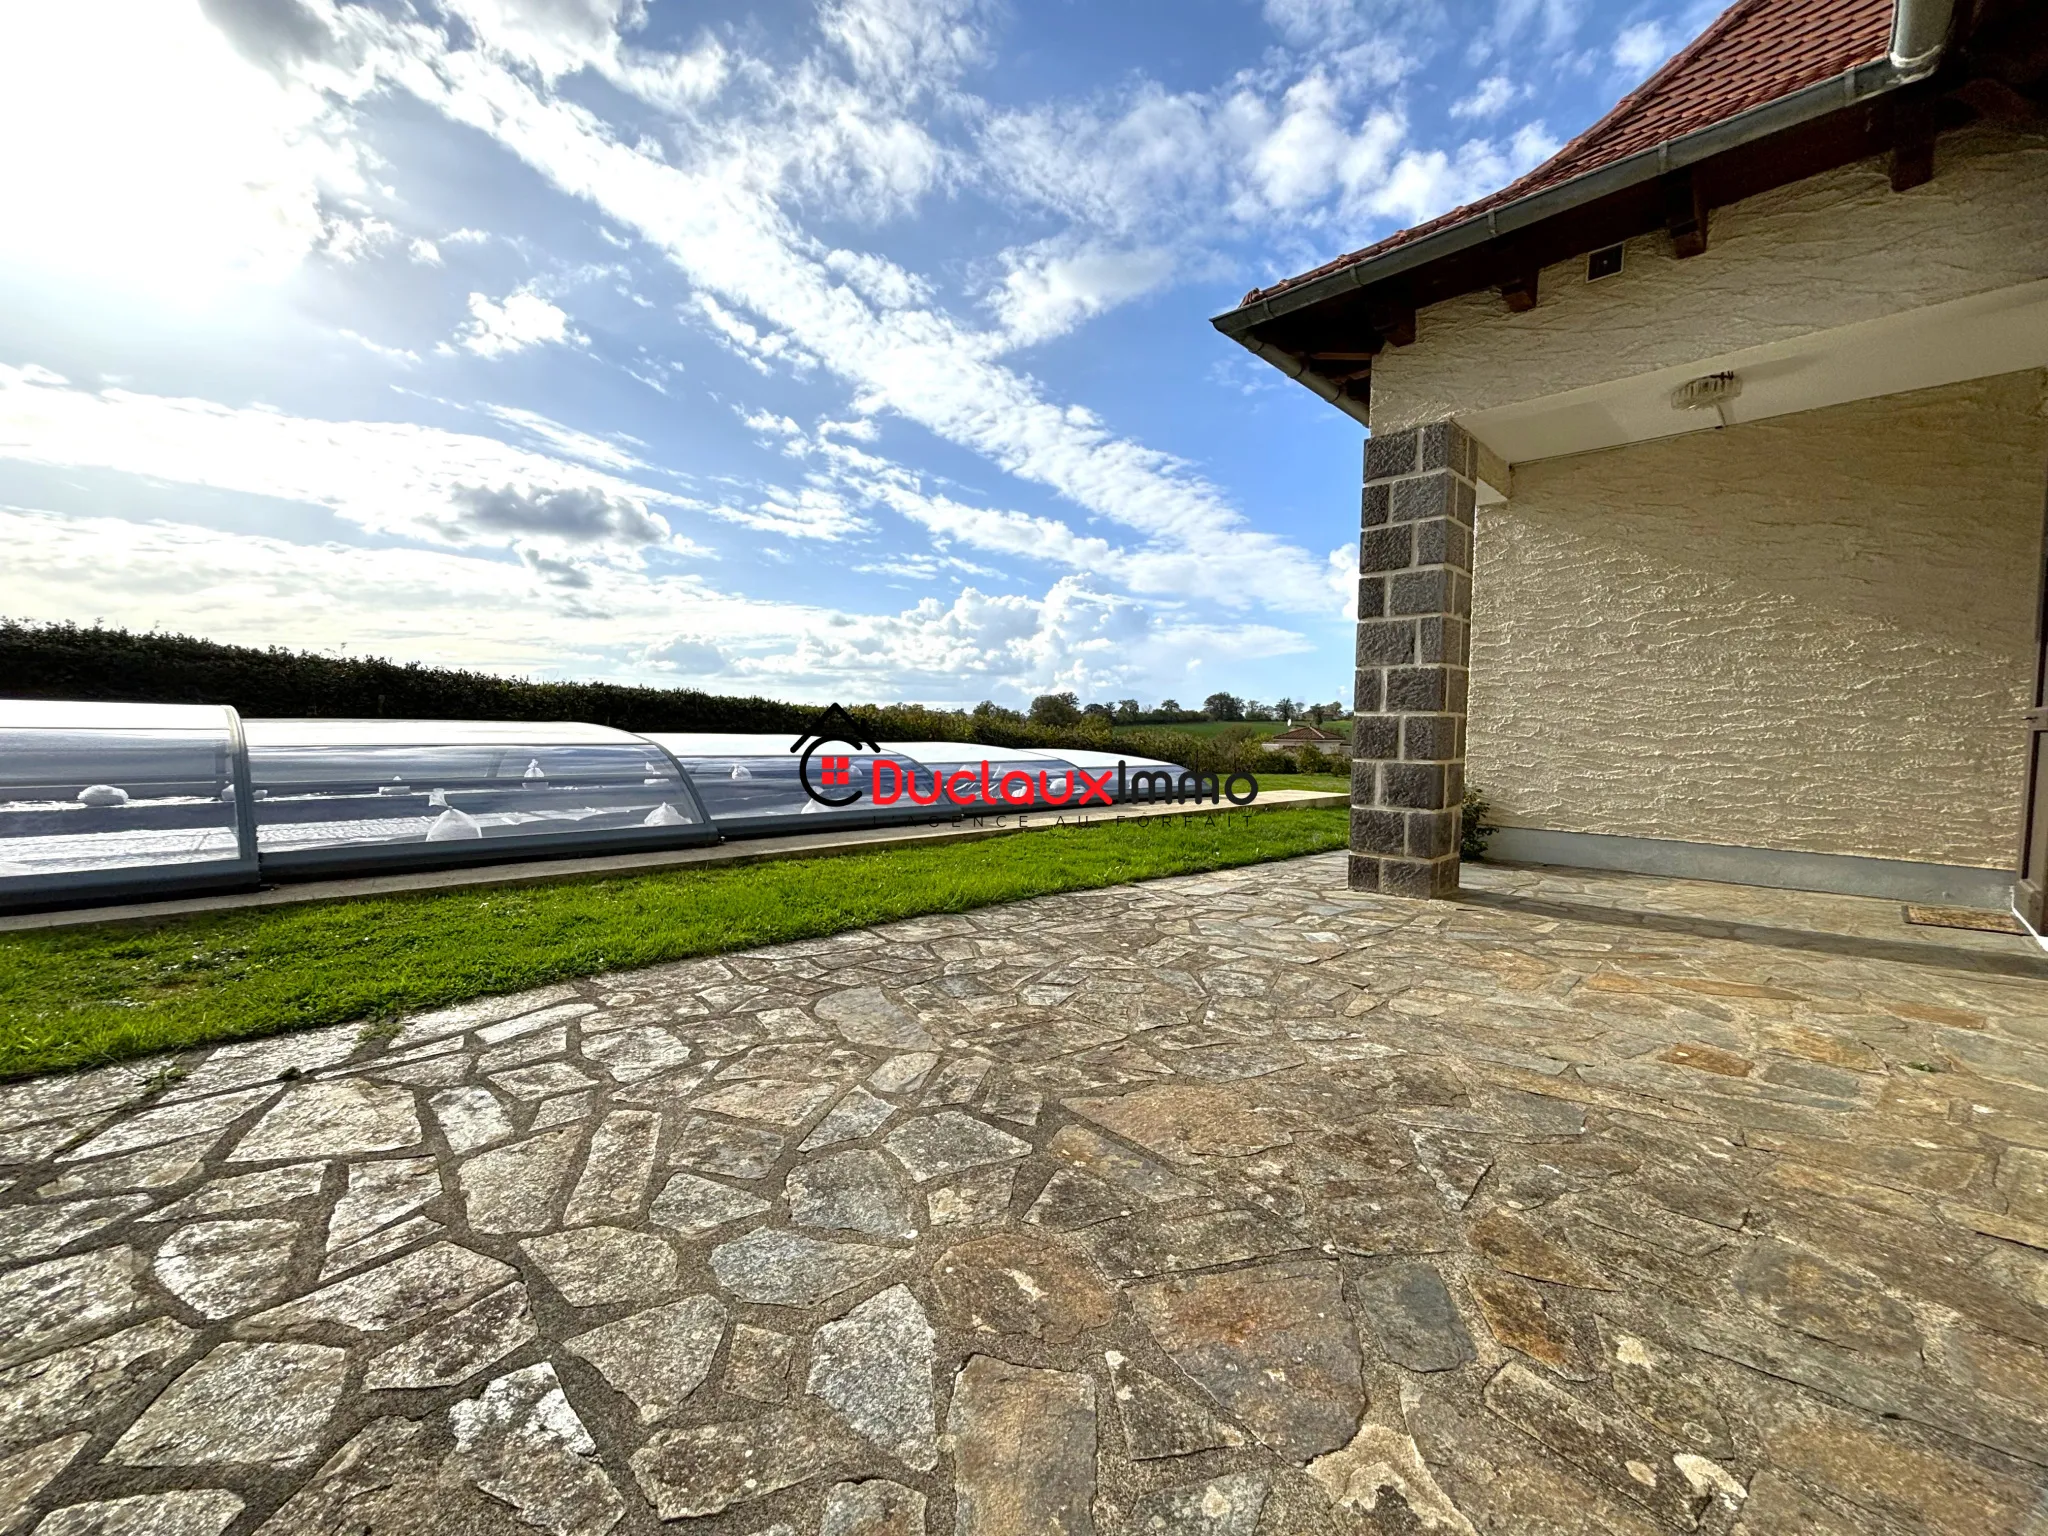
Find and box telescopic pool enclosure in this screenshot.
[0,702,1200,912]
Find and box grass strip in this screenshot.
[0,804,1346,1080]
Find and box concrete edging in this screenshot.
[0,790,1349,935]
[1482,825,2016,907]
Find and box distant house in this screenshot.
[1265,723,1351,758]
[1215,0,2048,922]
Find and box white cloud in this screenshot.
[1613,21,1671,74]
[0,364,693,558]
[985,241,1177,350]
[1452,75,1518,118]
[483,403,646,472]
[456,289,586,357]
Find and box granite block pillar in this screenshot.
[1351,421,1475,897]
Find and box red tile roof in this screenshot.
[1241,0,1895,307]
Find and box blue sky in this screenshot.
[0,0,1717,709]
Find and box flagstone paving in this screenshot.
[2,852,2047,1534]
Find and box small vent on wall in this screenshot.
[1587,244,1624,281]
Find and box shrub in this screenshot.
[1461,784,1495,860]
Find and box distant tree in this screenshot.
[972,699,1024,725]
[1274,696,1298,722]
[1028,691,1083,727]
[1113,698,1142,723]
[1157,698,1181,713]
[1081,701,1114,721]
[1243,699,1275,722]
[1203,691,1245,722]
[1306,702,1327,726]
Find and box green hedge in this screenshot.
[0,621,1315,782]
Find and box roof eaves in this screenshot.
[1213,53,1912,337]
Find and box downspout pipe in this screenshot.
[1232,334,1374,430]
[1890,0,1955,81]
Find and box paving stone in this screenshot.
[1104,1350,1245,1460]
[1598,1326,1735,1460]
[0,1316,192,1446]
[710,1228,896,1306]
[1355,1259,1474,1372]
[1410,1129,1493,1210]
[36,1134,215,1198]
[1304,1424,1478,1535]
[1026,1168,1140,1231]
[564,1294,726,1423]
[478,1025,569,1074]
[933,1230,1119,1344]
[150,1162,327,1220]
[949,1355,1097,1536]
[1095,1208,1310,1278]
[1470,1272,1591,1379]
[0,1432,87,1533]
[59,1086,276,1164]
[233,1080,421,1161]
[630,1408,843,1520]
[111,1341,347,1467]
[800,1086,898,1151]
[807,1284,937,1469]
[447,1362,624,1536]
[1047,1123,1194,1202]
[0,1195,149,1265]
[818,986,933,1049]
[1733,1240,1921,1362]
[789,1150,917,1241]
[153,1218,299,1319]
[692,1077,839,1127]
[523,1225,677,1307]
[1129,1472,1270,1535]
[883,1111,1030,1182]
[475,1001,596,1045]
[429,1086,515,1154]
[649,1170,771,1235]
[1660,1043,1753,1077]
[457,1127,580,1234]
[323,1155,440,1274]
[672,1114,786,1179]
[724,1323,798,1404]
[33,1490,244,1536]
[1729,1469,1867,1536]
[580,1025,695,1084]
[0,1248,147,1369]
[493,1062,598,1102]
[1482,1362,1709,1529]
[819,1478,926,1536]
[924,1057,993,1105]
[1132,1260,1363,1463]
[248,1418,513,1536]
[246,1242,515,1334]
[364,1280,537,1389]
[928,1165,1017,1227]
[0,1117,104,1167]
[1468,1211,1614,1290]
[868,1052,939,1094]
[563,1110,659,1225]
[1068,1084,1292,1164]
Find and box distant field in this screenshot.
[1112,719,1350,740]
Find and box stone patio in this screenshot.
[1,852,2046,1535]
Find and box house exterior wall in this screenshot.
[1370,126,2048,431]
[1467,371,2048,868]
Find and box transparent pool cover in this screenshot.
[0,702,1196,909]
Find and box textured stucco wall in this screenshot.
[1467,372,2048,868]
[1372,127,2048,430]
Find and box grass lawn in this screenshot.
[0,803,1348,1080]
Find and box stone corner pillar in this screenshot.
[1349,420,1475,898]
